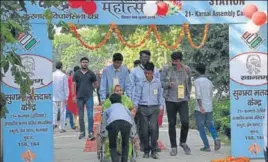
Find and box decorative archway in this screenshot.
[1,1,267,162]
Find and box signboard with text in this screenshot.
[230,23,267,158]
[1,1,267,162]
[2,24,53,162]
[22,0,267,25]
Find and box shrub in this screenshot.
[187,98,230,139]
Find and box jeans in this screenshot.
[195,110,218,148]
[138,105,159,153]
[166,101,189,148]
[107,120,131,162]
[66,109,74,129]
[77,97,94,134]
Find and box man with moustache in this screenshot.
[160,51,192,155]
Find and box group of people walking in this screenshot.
[53,50,222,162]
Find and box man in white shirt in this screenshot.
[264,107,267,162]
[53,62,69,133]
[194,64,221,152]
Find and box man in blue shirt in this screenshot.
[130,50,161,151]
[100,53,132,103]
[134,62,164,159]
[100,93,136,162]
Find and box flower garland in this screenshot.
[152,25,185,50]
[113,24,154,48]
[69,23,209,50]
[184,23,209,49]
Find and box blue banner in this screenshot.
[230,23,267,158]
[2,24,53,162]
[22,0,267,25]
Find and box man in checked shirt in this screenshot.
[133,62,164,159]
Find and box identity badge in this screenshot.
[178,85,184,99]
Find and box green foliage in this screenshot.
[188,98,231,139]
[0,0,67,118]
[53,25,183,71]
[182,24,229,97]
[213,98,230,138]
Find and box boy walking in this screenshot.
[100,94,136,162]
[194,64,221,151]
[134,62,164,159]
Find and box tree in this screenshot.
[0,0,68,118]
[181,24,229,98]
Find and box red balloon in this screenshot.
[157,2,169,16]
[243,4,258,19]
[82,1,97,15]
[68,0,85,8]
[252,11,267,26]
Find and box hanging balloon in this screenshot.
[252,11,267,26]
[246,20,260,33]
[243,4,258,19]
[143,2,158,16]
[157,2,169,16]
[82,1,97,15]
[68,0,85,8]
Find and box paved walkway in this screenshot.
[54,105,263,162]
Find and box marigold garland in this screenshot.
[114,24,154,48]
[152,25,185,50]
[184,23,209,49]
[69,23,209,50]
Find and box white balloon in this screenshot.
[143,2,158,16]
[246,20,260,33]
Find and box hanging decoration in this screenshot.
[184,23,209,49]
[68,0,85,8]
[68,0,97,15]
[243,4,267,33]
[156,2,169,16]
[69,23,210,50]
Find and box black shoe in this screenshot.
[72,126,77,130]
[200,147,211,152]
[151,152,159,159]
[143,153,149,158]
[78,133,85,140]
[59,129,66,133]
[88,132,95,141]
